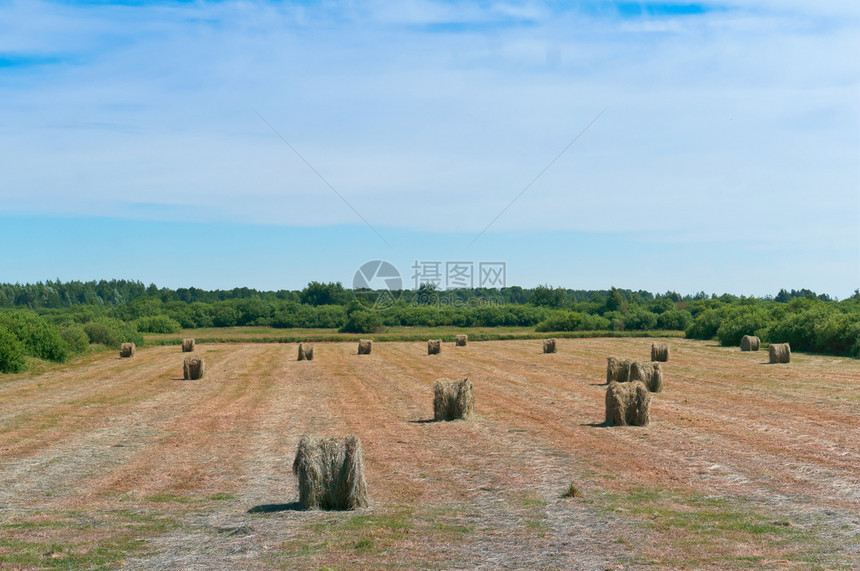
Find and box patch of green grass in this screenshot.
[520,498,547,507]
[561,482,583,498]
[0,509,178,569]
[277,507,414,563]
[594,487,851,569]
[429,521,475,534]
[144,492,197,504]
[210,492,236,501]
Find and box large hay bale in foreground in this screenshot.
[651,343,669,362]
[455,334,468,347]
[433,378,474,421]
[357,339,372,355]
[298,342,314,361]
[119,342,135,358]
[630,361,663,393]
[183,357,205,380]
[606,357,633,383]
[740,335,760,352]
[181,338,195,352]
[543,338,557,353]
[605,380,650,426]
[428,339,441,355]
[292,435,368,510]
[769,342,791,364]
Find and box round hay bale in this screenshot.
[119,342,135,358]
[630,361,663,393]
[433,378,474,421]
[455,334,468,347]
[181,338,195,352]
[606,357,633,383]
[769,342,791,364]
[298,342,315,361]
[605,380,650,426]
[651,343,669,362]
[292,435,368,510]
[428,339,442,355]
[183,356,206,380]
[740,335,760,352]
[543,338,557,353]
[357,339,373,355]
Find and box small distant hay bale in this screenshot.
[605,380,650,426]
[740,335,760,352]
[769,342,791,364]
[455,334,468,347]
[181,338,195,352]
[298,343,315,361]
[292,435,368,510]
[630,361,663,393]
[606,357,633,383]
[543,338,557,353]
[183,357,205,380]
[651,343,669,362]
[119,342,135,358]
[357,339,373,355]
[428,339,441,355]
[433,378,474,421]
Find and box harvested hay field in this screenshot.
[0,339,858,569]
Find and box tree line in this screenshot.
[0,280,856,373]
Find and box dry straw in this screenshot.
[298,343,315,361]
[119,342,135,358]
[428,339,442,355]
[181,338,195,352]
[606,357,633,383]
[183,357,205,380]
[433,378,474,421]
[292,435,368,510]
[740,335,760,352]
[651,343,669,362]
[543,338,557,353]
[630,361,663,393]
[769,342,791,364]
[455,334,468,347]
[358,339,373,355]
[605,380,650,426]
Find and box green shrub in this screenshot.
[715,306,774,347]
[83,317,144,349]
[657,309,693,331]
[135,315,182,334]
[685,309,722,340]
[0,311,70,363]
[0,326,26,373]
[339,310,383,334]
[58,323,90,354]
[622,308,658,331]
[535,311,611,332]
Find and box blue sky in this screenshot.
[0,0,858,297]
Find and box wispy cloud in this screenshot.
[0,0,857,252]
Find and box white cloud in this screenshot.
[0,0,857,253]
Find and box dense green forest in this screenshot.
[0,279,857,373]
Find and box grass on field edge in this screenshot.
[146,330,686,346]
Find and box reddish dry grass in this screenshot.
[0,338,857,569]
